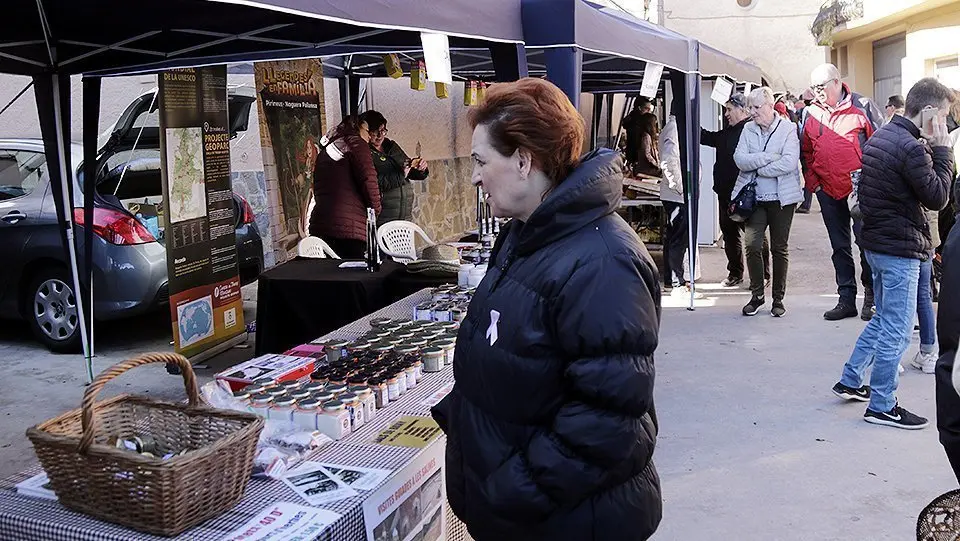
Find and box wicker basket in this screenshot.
[26,352,265,537]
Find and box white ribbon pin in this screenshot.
[486,309,500,346]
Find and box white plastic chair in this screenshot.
[297,236,340,259]
[377,220,434,262]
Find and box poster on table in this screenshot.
[254,59,326,264]
[363,440,445,541]
[158,66,245,357]
[219,502,341,541]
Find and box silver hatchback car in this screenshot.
[0,90,263,352]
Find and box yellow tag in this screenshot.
[372,416,441,448]
[463,81,478,106]
[410,61,426,91]
[477,81,487,102]
[435,82,449,99]
[383,54,403,79]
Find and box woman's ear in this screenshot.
[517,148,533,180]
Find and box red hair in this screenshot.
[468,78,584,185]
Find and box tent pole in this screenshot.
[685,42,701,312]
[82,76,101,361]
[51,74,92,381]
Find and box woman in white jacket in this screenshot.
[659,115,687,291]
[732,87,804,317]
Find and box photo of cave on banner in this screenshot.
[254,59,325,263]
[159,66,245,356]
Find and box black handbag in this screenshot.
[729,180,757,223]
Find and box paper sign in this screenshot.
[363,441,445,541]
[711,78,734,105]
[420,382,455,408]
[281,462,358,505]
[640,62,664,98]
[219,502,340,541]
[743,82,752,97]
[420,33,453,85]
[373,416,442,448]
[318,463,393,491]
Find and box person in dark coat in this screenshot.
[832,77,954,429]
[358,110,429,226]
[701,92,768,287]
[431,78,662,541]
[937,181,960,481]
[308,116,381,258]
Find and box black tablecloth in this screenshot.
[255,259,455,355]
[255,259,402,355]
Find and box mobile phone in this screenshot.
[922,108,939,132]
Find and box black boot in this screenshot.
[861,289,875,321]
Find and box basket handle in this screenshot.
[79,352,198,453]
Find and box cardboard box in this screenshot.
[216,354,316,392]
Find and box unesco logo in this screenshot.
[214,286,220,299]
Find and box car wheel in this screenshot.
[27,268,82,353]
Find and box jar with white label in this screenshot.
[385,376,401,401]
[351,386,377,421]
[403,365,417,389]
[250,393,273,418]
[340,393,364,430]
[270,394,297,423]
[422,347,444,373]
[369,378,389,408]
[392,368,408,395]
[293,398,321,431]
[434,340,456,366]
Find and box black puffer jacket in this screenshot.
[432,149,662,541]
[937,189,960,480]
[858,115,953,260]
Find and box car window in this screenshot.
[0,151,45,201]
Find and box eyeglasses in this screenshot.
[377,127,389,136]
[812,79,837,93]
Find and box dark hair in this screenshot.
[337,115,360,135]
[638,112,659,137]
[905,78,955,118]
[468,78,584,186]
[635,96,653,110]
[887,95,905,109]
[358,110,387,133]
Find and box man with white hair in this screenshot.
[801,63,883,322]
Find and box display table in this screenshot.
[0,289,469,541]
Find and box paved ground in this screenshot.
[0,201,954,540]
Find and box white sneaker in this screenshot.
[910,351,937,374]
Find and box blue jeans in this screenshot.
[840,251,920,412]
[918,257,935,349]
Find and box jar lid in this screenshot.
[327,339,350,347]
[313,391,335,402]
[407,339,429,347]
[278,380,301,389]
[272,394,297,406]
[339,392,359,404]
[396,345,419,354]
[373,343,395,352]
[349,342,372,350]
[250,393,274,404]
[252,377,275,387]
[298,399,321,410]
[423,347,443,355]
[304,382,326,392]
[266,387,288,396]
[348,375,369,385]
[434,340,455,348]
[370,317,395,328]
[327,384,348,393]
[290,389,312,399]
[322,400,345,412]
[233,390,253,400]
[348,385,370,394]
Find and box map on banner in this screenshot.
[165,127,206,223]
[372,416,442,449]
[218,502,340,541]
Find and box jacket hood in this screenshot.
[513,148,623,255]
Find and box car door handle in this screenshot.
[1,211,26,224]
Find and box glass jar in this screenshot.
[392,369,408,395]
[340,393,363,430]
[326,340,350,362]
[385,376,401,401]
[411,360,424,382]
[434,340,456,367]
[403,365,417,388]
[249,393,273,417]
[322,400,345,413]
[368,378,389,408]
[422,347,444,373]
[271,394,297,422]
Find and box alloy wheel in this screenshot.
[34,278,78,341]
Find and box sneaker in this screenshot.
[742,296,765,316]
[832,382,871,402]
[721,276,743,287]
[796,206,811,214]
[771,301,786,318]
[910,351,937,374]
[824,303,858,321]
[863,404,929,430]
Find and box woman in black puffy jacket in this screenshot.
[431,78,662,541]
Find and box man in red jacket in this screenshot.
[801,63,883,321]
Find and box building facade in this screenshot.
[824,0,960,104]
[662,0,828,93]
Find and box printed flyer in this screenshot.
[159,66,245,357]
[219,502,340,541]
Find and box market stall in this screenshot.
[2,288,469,540]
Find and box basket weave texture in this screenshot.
[26,352,264,537]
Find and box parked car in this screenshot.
[0,89,263,352]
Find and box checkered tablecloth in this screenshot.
[0,289,472,541]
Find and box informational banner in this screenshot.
[159,66,245,357]
[254,59,326,264]
[220,502,340,541]
[363,440,445,541]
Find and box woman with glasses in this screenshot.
[733,87,804,317]
[358,110,429,226]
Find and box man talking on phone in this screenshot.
[831,78,955,430]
